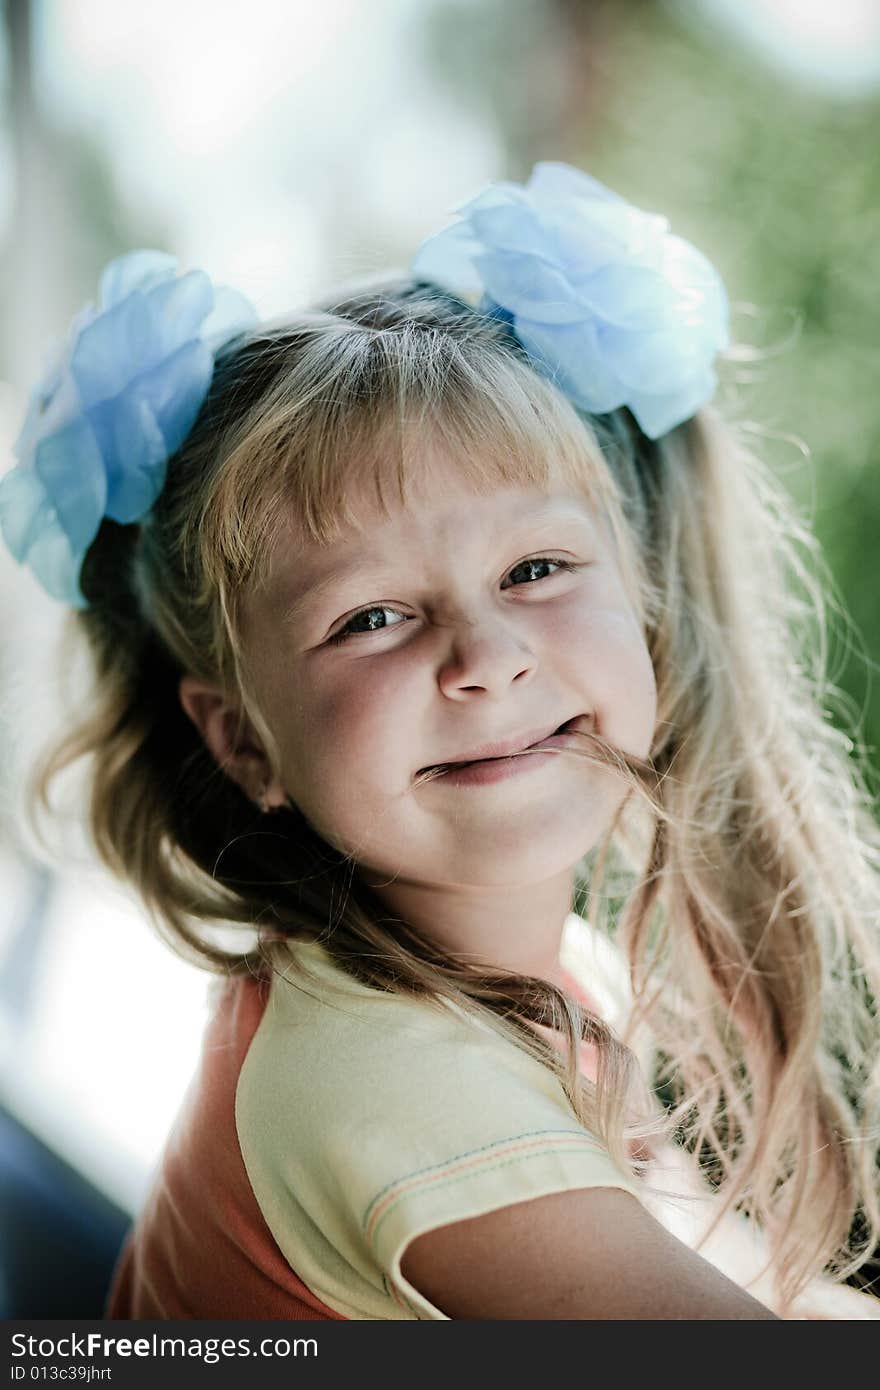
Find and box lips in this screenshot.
[418,715,582,775]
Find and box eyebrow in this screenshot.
[279,504,596,628]
[280,560,391,627]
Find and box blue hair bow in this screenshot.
[410,161,730,440]
[0,250,257,608]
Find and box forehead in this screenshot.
[254,445,604,607]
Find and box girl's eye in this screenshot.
[326,557,578,645]
[505,557,576,587]
[327,605,407,645]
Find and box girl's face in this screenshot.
[240,442,657,890]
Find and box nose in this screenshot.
[436,612,537,701]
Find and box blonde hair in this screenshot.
[26,276,880,1313]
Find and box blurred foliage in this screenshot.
[423,0,880,788]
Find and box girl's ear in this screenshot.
[177,674,288,809]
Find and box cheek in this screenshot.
[619,641,658,758]
[283,662,409,786]
[564,606,657,757]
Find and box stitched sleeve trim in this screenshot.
[367,1127,641,1320]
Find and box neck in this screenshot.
[357,865,577,988]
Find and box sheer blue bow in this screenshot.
[411,161,729,440]
[0,250,257,607]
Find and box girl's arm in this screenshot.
[400,1185,780,1319]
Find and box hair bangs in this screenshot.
[201,312,617,619]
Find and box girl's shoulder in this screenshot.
[231,918,646,1319]
[249,929,564,1096]
[253,912,633,1082]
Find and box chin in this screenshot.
[437,827,603,888]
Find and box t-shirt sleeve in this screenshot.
[235,949,644,1320]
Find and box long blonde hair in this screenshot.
[25,276,880,1311]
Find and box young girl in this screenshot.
[3,162,879,1321]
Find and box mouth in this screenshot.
[417,714,586,778]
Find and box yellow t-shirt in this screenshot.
[234,912,646,1319]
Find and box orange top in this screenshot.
[106,970,344,1320]
[105,915,644,1320]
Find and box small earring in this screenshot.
[258,781,271,814]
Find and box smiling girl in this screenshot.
[3,163,878,1321]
